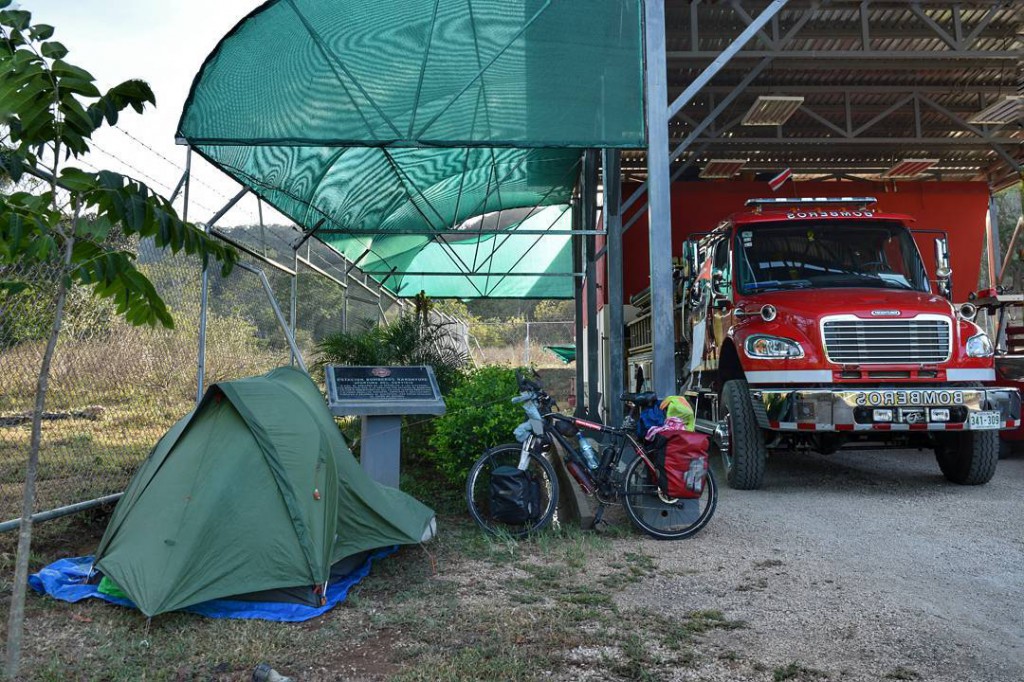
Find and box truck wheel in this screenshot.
[933,431,998,485]
[720,379,767,490]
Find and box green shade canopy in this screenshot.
[178,0,645,298]
[544,344,576,363]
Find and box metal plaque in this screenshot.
[325,365,446,416]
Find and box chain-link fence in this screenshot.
[0,226,431,526]
[469,320,575,367]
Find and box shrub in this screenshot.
[316,313,468,394]
[427,366,524,483]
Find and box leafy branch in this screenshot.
[0,3,237,676]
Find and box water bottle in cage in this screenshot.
[576,433,599,469]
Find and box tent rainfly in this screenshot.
[92,367,436,617]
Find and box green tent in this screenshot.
[93,367,436,617]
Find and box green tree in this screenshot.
[0,6,236,676]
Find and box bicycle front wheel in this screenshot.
[465,443,559,537]
[622,456,717,540]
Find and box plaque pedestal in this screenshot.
[325,365,446,489]
[360,415,402,488]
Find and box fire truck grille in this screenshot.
[822,318,951,365]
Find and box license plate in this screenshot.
[969,411,1001,430]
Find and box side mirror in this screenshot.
[934,237,952,299]
[681,240,698,280]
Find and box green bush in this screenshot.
[316,313,468,395]
[427,366,524,483]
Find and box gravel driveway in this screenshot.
[617,447,1024,681]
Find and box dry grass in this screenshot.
[471,342,575,369]
[3,515,755,681]
[0,312,287,522]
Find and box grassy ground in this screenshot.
[1,505,752,682]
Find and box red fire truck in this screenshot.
[628,197,1021,490]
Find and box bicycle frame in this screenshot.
[537,413,659,486]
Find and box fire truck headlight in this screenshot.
[745,335,804,359]
[966,332,994,358]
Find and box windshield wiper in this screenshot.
[746,279,812,292]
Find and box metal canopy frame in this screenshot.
[631,0,1022,189]
[632,0,1022,401]
[180,0,1020,419]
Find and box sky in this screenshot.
[22,1,284,226]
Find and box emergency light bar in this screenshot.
[745,197,877,208]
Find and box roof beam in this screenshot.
[684,137,1021,147]
[917,93,1022,171]
[316,228,602,237]
[666,0,790,120]
[359,271,581,278]
[909,2,961,50]
[667,51,1019,61]
[680,85,1017,95]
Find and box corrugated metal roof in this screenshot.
[646,0,1022,189]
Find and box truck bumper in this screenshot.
[749,386,1021,432]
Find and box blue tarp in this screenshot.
[30,548,396,622]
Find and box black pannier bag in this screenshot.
[489,466,541,524]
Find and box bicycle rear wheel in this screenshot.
[622,456,717,540]
[466,443,559,537]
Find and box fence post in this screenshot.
[524,321,531,365]
[291,250,298,366]
[185,149,208,406]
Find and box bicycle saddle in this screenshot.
[619,391,659,408]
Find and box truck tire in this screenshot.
[720,379,767,490]
[933,430,998,485]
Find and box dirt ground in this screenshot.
[619,446,1024,682]
[3,446,1022,681]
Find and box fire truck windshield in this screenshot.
[735,220,929,294]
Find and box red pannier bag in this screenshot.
[646,418,710,499]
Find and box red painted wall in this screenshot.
[596,180,990,306]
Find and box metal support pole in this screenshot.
[0,493,123,534]
[573,196,585,417]
[583,150,601,422]
[342,288,349,333]
[185,149,209,406]
[644,0,677,400]
[205,188,248,228]
[524,321,531,365]
[998,216,1024,286]
[168,169,188,204]
[603,148,625,427]
[666,0,789,120]
[987,193,1002,290]
[237,262,308,372]
[291,251,298,366]
[988,194,1006,351]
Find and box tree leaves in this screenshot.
[70,240,173,328]
[1,9,237,329]
[0,9,31,31]
[39,41,67,59]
